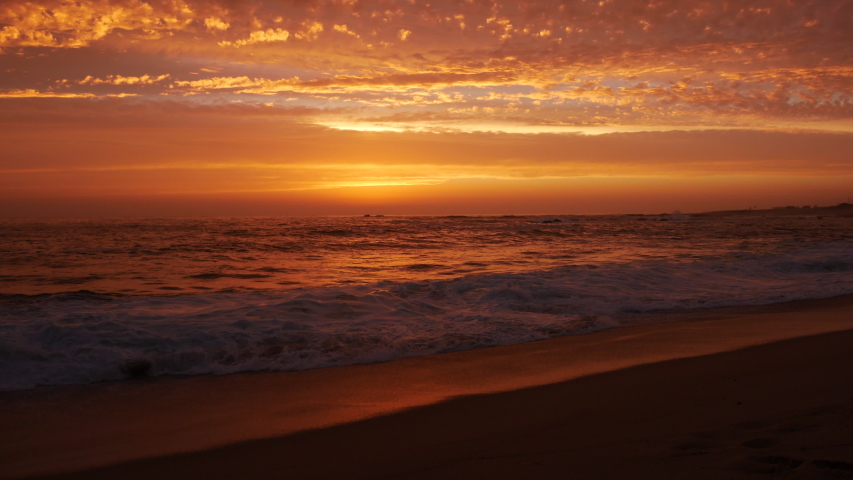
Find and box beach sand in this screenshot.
[3,296,853,479]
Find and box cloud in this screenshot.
[0,0,196,49]
[2,95,852,215]
[2,98,852,175]
[4,0,853,216]
[0,89,96,98]
[204,17,229,32]
[220,28,290,47]
[78,74,170,85]
[173,76,265,90]
[1,0,852,132]
[332,24,359,38]
[293,21,323,41]
[0,89,144,99]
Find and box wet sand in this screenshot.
[3,296,853,479]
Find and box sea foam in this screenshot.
[2,241,852,391]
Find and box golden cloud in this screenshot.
[220,28,290,47]
[0,0,195,49]
[0,89,96,98]
[0,0,850,130]
[78,74,170,85]
[204,17,229,32]
[333,24,359,38]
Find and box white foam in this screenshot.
[1,241,852,391]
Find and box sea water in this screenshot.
[1,214,852,391]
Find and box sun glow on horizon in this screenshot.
[1,0,852,216]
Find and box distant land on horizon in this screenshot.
[694,202,853,218]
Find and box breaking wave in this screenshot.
[2,242,852,391]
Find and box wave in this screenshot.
[1,243,853,391]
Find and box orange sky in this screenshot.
[1,0,852,215]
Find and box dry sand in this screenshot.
[2,296,853,479]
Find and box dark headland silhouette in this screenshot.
[694,202,853,218]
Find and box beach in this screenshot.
[5,0,853,477]
[3,295,853,479]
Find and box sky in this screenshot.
[1,0,852,216]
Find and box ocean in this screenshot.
[1,214,852,391]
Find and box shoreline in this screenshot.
[3,295,853,479]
